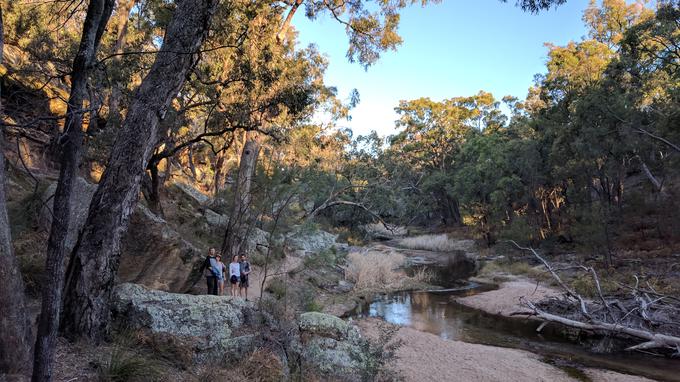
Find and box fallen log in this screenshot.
[518,298,680,352]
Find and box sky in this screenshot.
[293,0,592,137]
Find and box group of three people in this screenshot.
[202,248,251,299]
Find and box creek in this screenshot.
[348,244,680,382]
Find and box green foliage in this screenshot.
[303,246,343,269]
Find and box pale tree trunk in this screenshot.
[61,0,219,342]
[221,131,261,258]
[0,6,33,375]
[106,0,137,129]
[33,1,115,380]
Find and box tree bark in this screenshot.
[61,0,219,342]
[221,131,261,258]
[0,5,34,374]
[106,0,137,129]
[32,1,115,379]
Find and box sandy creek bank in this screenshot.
[350,241,671,382]
[359,318,653,382]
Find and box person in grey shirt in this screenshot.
[239,253,251,300]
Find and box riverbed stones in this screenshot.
[112,283,254,362]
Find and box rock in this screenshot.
[296,312,368,380]
[286,228,338,254]
[204,208,228,227]
[243,227,270,255]
[118,205,205,292]
[40,176,97,255]
[174,181,211,205]
[112,283,254,362]
[361,222,408,240]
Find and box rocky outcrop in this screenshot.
[296,312,369,380]
[173,181,211,205]
[204,208,228,227]
[112,283,255,361]
[285,228,339,255]
[118,205,205,292]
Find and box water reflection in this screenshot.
[351,289,680,381]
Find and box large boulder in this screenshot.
[286,228,338,255]
[296,312,369,380]
[40,176,97,255]
[173,181,211,205]
[204,208,228,227]
[112,283,255,361]
[118,205,205,292]
[244,227,270,255]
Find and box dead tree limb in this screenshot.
[519,298,680,352]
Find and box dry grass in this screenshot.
[344,250,427,291]
[397,234,475,253]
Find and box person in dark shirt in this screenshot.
[239,253,251,301]
[199,248,219,295]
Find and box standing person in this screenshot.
[229,255,240,297]
[239,253,251,301]
[214,255,226,295]
[199,248,219,295]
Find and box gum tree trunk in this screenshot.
[61,0,219,342]
[0,5,33,374]
[32,1,115,380]
[221,131,261,258]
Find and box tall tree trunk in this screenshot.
[32,1,115,380]
[61,0,218,342]
[106,0,137,129]
[213,149,226,197]
[221,131,261,258]
[0,6,33,375]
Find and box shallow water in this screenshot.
[349,264,680,381]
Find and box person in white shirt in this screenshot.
[229,255,240,297]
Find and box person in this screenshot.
[214,255,226,295]
[239,253,251,300]
[229,255,240,297]
[199,248,219,295]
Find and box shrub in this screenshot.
[354,321,404,382]
[265,278,287,300]
[303,246,341,268]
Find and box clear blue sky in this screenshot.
[293,0,592,136]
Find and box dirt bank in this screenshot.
[456,279,560,316]
[358,319,654,382]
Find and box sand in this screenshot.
[456,280,560,316]
[358,319,655,382]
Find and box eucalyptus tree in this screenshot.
[0,5,33,377]
[389,92,506,225]
[33,1,115,378]
[61,0,221,341]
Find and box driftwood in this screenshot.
[507,240,680,354]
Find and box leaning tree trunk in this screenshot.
[0,6,33,374]
[106,0,137,129]
[61,0,219,342]
[221,131,261,258]
[32,1,115,380]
